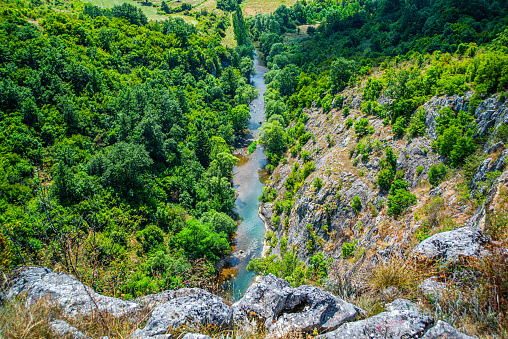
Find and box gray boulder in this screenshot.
[422,320,476,339]
[182,334,212,339]
[233,274,366,338]
[130,330,172,339]
[50,319,90,339]
[134,288,232,338]
[385,298,420,313]
[317,310,434,339]
[418,277,448,299]
[4,267,140,318]
[411,227,489,263]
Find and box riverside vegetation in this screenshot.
[1,0,508,338]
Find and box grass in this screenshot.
[368,258,422,292]
[0,298,58,339]
[241,0,297,16]
[83,0,201,23]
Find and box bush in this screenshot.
[343,106,350,117]
[341,241,356,259]
[354,118,373,138]
[428,163,448,186]
[377,168,394,190]
[392,116,406,138]
[434,108,477,167]
[387,186,417,217]
[313,177,323,190]
[346,117,354,129]
[248,141,257,154]
[416,165,424,176]
[351,195,362,212]
[136,225,165,254]
[407,107,426,139]
[200,210,236,236]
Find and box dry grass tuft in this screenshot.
[368,258,422,292]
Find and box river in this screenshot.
[220,51,269,301]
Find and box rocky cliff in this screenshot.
[1,266,474,338]
[259,89,508,270]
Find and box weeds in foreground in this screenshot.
[0,298,60,339]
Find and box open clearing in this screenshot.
[241,0,297,16]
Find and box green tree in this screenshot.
[176,219,230,260]
[330,58,355,92]
[259,120,287,158]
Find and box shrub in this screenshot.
[407,107,426,139]
[351,195,362,213]
[392,116,406,138]
[377,168,394,190]
[248,141,257,154]
[354,118,373,138]
[313,177,323,190]
[200,210,236,236]
[136,225,165,253]
[341,241,356,258]
[428,163,448,186]
[434,108,477,167]
[343,106,350,117]
[346,117,354,129]
[387,180,416,217]
[416,165,424,176]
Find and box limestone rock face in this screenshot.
[4,266,141,318]
[134,289,233,338]
[317,310,434,339]
[396,137,441,188]
[232,274,366,338]
[181,334,212,339]
[475,96,508,136]
[470,149,508,198]
[422,93,472,140]
[468,169,508,231]
[411,227,489,263]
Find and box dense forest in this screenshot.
[0,0,256,298]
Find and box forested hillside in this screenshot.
[0,0,256,298]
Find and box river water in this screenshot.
[221,51,269,300]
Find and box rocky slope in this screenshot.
[1,266,474,339]
[259,89,508,270]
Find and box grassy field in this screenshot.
[241,0,297,16]
[84,0,166,20]
[84,0,206,22]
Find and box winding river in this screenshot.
[221,51,269,300]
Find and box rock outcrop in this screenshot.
[317,310,434,339]
[232,274,366,338]
[421,321,476,339]
[133,289,233,338]
[1,267,475,339]
[410,227,489,263]
[3,266,140,318]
